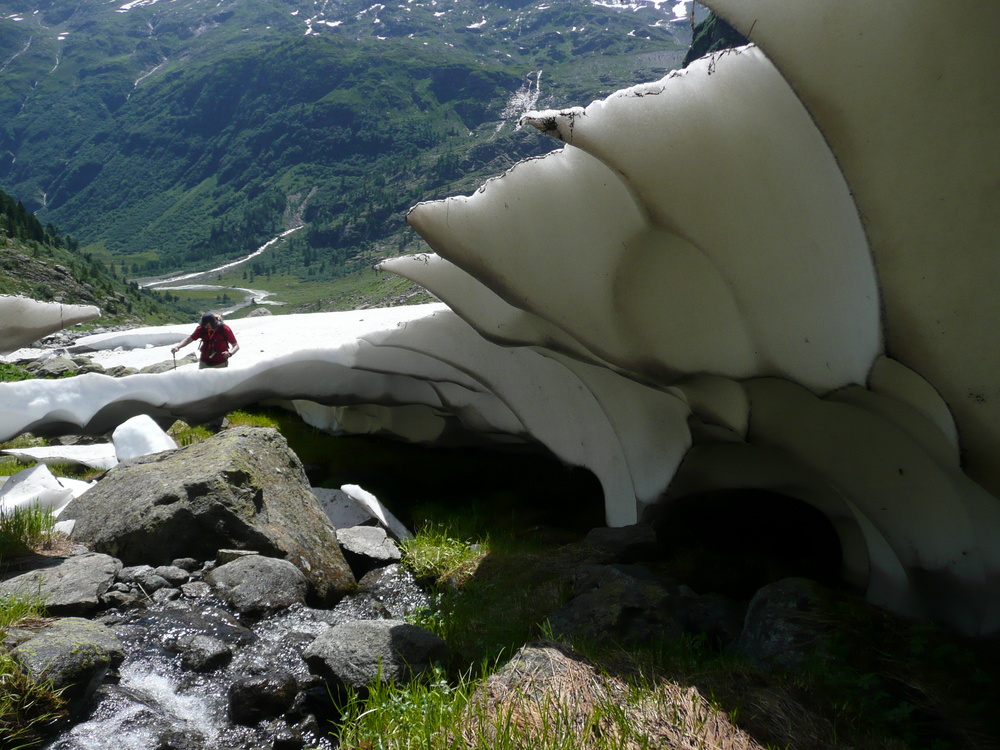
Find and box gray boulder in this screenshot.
[61,427,355,606]
[736,577,834,669]
[548,564,682,645]
[206,555,309,619]
[303,620,448,692]
[228,671,298,724]
[0,552,121,616]
[10,617,124,716]
[336,526,402,578]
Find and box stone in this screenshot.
[0,552,121,617]
[335,526,402,578]
[357,564,429,619]
[303,619,448,692]
[118,565,171,594]
[206,555,309,619]
[736,577,834,669]
[153,565,191,587]
[228,671,299,724]
[61,427,355,606]
[583,523,658,562]
[177,634,233,672]
[10,617,124,717]
[548,564,682,645]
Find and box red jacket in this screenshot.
[192,323,237,366]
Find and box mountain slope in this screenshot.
[0,0,696,289]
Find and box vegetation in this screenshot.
[329,491,1000,750]
[0,187,189,324]
[0,0,690,311]
[0,504,56,558]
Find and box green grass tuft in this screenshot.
[0,504,56,558]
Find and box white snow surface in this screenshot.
[3,1,1000,636]
[0,464,87,517]
[112,414,177,461]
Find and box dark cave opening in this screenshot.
[649,488,845,600]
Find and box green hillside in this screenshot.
[0,0,691,309]
[0,188,186,324]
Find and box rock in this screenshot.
[246,307,273,317]
[583,523,658,561]
[216,549,259,565]
[206,555,309,619]
[10,617,124,716]
[736,577,834,669]
[0,552,121,617]
[153,565,190,587]
[673,590,746,647]
[548,564,682,645]
[177,634,233,672]
[357,564,429,619]
[117,564,170,594]
[335,526,401,578]
[303,620,448,692]
[171,557,200,572]
[33,355,79,378]
[61,427,355,606]
[228,671,298,724]
[180,581,212,599]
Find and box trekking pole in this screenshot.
[173,351,177,370]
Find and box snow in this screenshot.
[2,1,999,636]
[0,296,101,355]
[0,464,84,517]
[112,414,177,461]
[1,444,117,470]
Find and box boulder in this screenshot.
[61,427,355,606]
[0,552,121,617]
[736,577,834,669]
[548,564,682,645]
[335,526,402,578]
[206,555,309,619]
[228,671,298,724]
[303,619,448,692]
[10,617,124,717]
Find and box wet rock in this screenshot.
[180,581,212,599]
[118,565,171,594]
[335,526,401,578]
[153,588,182,604]
[62,428,355,606]
[303,620,448,692]
[154,565,190,587]
[178,634,233,672]
[228,671,298,724]
[10,617,124,717]
[0,552,121,617]
[358,564,430,619]
[171,557,200,572]
[207,555,308,619]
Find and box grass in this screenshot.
[327,502,1000,750]
[0,576,66,749]
[0,504,56,558]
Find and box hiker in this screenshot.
[171,312,239,369]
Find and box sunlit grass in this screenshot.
[0,593,65,749]
[0,504,56,557]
